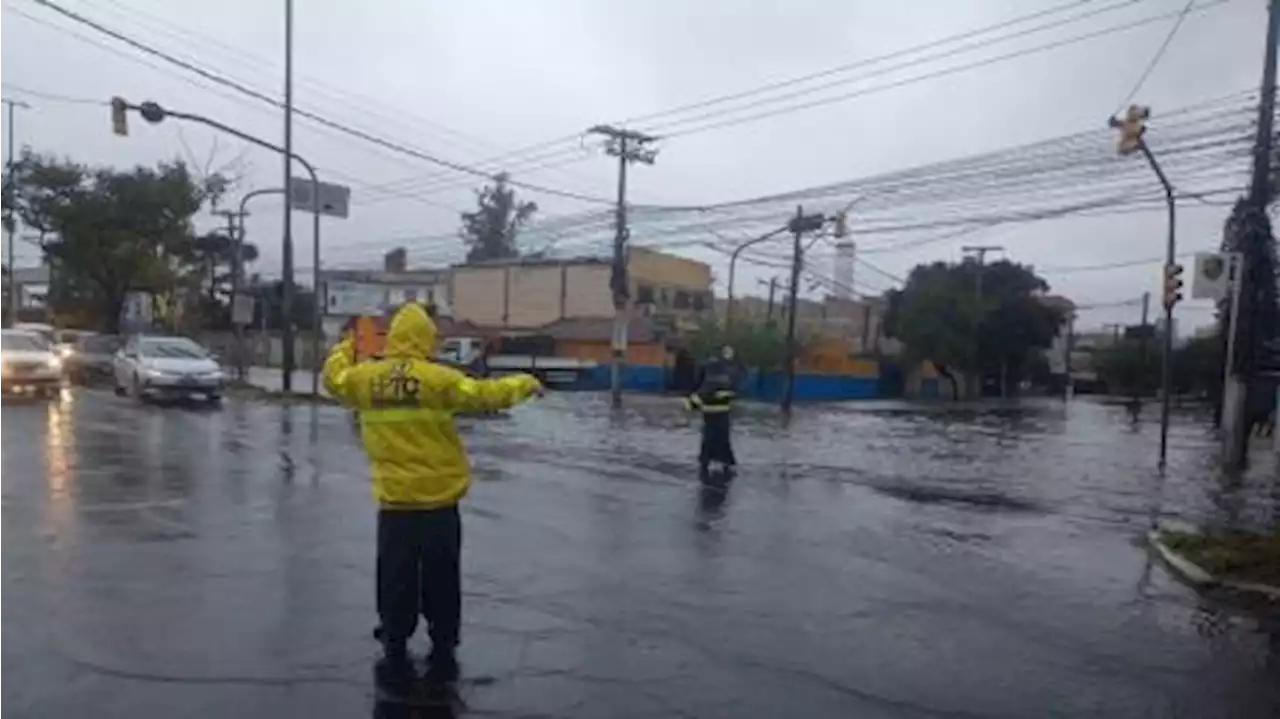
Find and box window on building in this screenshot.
[637,284,655,304]
[691,292,708,312]
[673,290,691,310]
[659,288,670,307]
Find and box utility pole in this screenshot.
[1225,0,1280,468]
[781,206,827,415]
[280,0,296,393]
[962,245,1004,398]
[213,208,248,378]
[587,124,658,408]
[4,99,30,327]
[1137,290,1151,401]
[762,277,778,324]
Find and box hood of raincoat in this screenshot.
[384,303,437,359]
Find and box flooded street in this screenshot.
[3,389,1278,717]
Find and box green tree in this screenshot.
[9,151,225,332]
[1094,339,1160,397]
[883,260,1065,399]
[459,172,537,263]
[688,317,788,372]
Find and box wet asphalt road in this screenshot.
[3,388,1279,718]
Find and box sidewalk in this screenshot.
[241,366,329,397]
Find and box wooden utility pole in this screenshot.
[587,124,658,408]
[962,245,1004,398]
[762,277,778,323]
[781,207,827,415]
[1225,0,1280,468]
[213,208,249,378]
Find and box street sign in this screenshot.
[289,178,351,219]
[1191,252,1233,300]
[231,294,255,326]
[326,281,387,316]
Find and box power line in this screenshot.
[22,0,622,205]
[654,0,1234,140]
[0,81,106,105]
[625,0,1131,129]
[293,0,1164,198]
[1114,0,1197,115]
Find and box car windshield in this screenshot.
[139,338,207,359]
[2,333,50,352]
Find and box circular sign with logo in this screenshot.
[1202,255,1225,281]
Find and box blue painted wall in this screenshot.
[568,365,880,401]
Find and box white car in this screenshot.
[1,329,63,398]
[114,335,225,404]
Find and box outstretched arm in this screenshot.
[322,336,358,405]
[441,368,542,414]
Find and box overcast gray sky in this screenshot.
[1,0,1271,331]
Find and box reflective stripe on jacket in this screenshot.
[323,304,541,509]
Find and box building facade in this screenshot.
[448,248,714,331]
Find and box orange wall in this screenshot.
[556,340,667,366]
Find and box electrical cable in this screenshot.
[22,0,624,205]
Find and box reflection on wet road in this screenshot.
[3,389,1278,717]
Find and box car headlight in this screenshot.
[46,356,62,370]
[142,367,171,378]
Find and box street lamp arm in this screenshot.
[130,102,322,188]
[725,224,791,330]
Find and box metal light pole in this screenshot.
[721,225,789,331]
[1137,138,1176,470]
[234,188,286,380]
[281,0,296,393]
[117,99,323,395]
[1111,106,1177,468]
[4,99,30,326]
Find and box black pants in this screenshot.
[699,412,736,470]
[376,506,462,654]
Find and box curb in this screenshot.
[1147,530,1214,584]
[1147,530,1280,601]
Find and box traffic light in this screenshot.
[1109,104,1149,155]
[1163,262,1184,309]
[110,97,128,137]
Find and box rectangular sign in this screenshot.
[1191,252,1236,301]
[289,177,351,219]
[326,281,387,316]
[231,294,255,326]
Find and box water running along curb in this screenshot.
[1147,530,1280,601]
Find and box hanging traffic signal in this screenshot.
[1109,104,1149,155]
[1163,262,1184,309]
[110,97,128,137]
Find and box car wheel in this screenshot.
[113,378,127,397]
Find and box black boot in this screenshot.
[375,641,414,691]
[425,647,459,685]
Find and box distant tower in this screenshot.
[833,241,855,299]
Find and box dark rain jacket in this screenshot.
[685,358,741,415]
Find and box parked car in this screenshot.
[113,335,225,404]
[64,333,122,384]
[1,329,63,397]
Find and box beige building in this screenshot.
[449,247,713,331]
[716,292,891,355]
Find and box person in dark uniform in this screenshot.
[686,345,741,478]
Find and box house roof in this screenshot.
[539,316,660,344]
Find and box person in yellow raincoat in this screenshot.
[323,303,541,686]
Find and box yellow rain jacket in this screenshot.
[323,303,541,509]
